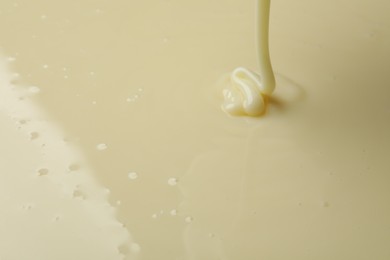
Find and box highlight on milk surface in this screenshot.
[0,53,138,260]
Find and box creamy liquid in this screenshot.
[0,58,136,259]
[222,0,275,116]
[0,0,390,260]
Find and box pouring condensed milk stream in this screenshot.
[222,0,275,116]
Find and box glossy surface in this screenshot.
[0,0,389,259]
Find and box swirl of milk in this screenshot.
[222,67,265,116]
[222,0,275,117]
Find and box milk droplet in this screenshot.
[185,216,193,223]
[29,132,39,140]
[167,177,178,186]
[53,216,61,222]
[96,143,108,151]
[22,204,35,211]
[37,168,49,176]
[117,244,129,255]
[28,86,41,94]
[128,172,138,180]
[68,163,80,172]
[73,189,86,200]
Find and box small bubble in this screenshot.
[130,243,141,253]
[92,101,97,105]
[167,177,178,186]
[53,216,61,222]
[29,132,39,140]
[152,214,158,219]
[62,67,68,71]
[96,143,108,151]
[159,210,164,215]
[18,119,27,125]
[28,86,41,93]
[64,75,69,79]
[128,172,138,180]
[116,200,121,205]
[365,31,376,38]
[7,57,16,62]
[40,15,47,20]
[42,64,49,69]
[185,216,193,223]
[170,209,177,216]
[37,168,49,176]
[73,189,86,200]
[89,71,95,76]
[117,244,129,255]
[323,202,330,208]
[68,163,80,172]
[22,204,35,211]
[162,38,169,43]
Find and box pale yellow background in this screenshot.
[0,0,389,259]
